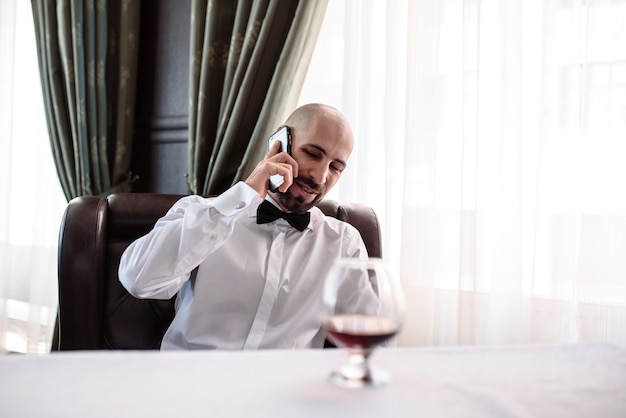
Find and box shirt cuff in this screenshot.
[211,181,263,217]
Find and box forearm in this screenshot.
[119,183,261,299]
[118,198,227,299]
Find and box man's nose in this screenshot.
[309,164,328,185]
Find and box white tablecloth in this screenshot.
[1,343,625,417]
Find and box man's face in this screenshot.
[272,114,353,214]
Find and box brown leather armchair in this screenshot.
[55,193,382,350]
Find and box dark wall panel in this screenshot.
[148,141,189,193]
[132,0,191,193]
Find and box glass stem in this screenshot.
[348,349,372,377]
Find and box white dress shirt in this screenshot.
[118,182,378,350]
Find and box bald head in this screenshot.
[285,104,354,153]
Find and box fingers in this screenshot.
[265,139,282,158]
[270,163,294,193]
[245,149,298,198]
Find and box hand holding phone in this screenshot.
[268,126,292,192]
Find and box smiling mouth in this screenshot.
[296,180,318,197]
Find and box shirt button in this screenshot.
[235,201,245,209]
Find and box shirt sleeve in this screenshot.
[341,220,369,261]
[118,182,262,299]
[337,224,381,315]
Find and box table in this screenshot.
[1,343,625,417]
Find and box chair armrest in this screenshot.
[57,196,107,350]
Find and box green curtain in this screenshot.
[188,0,328,195]
[31,0,140,201]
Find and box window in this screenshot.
[0,0,66,354]
[299,0,626,346]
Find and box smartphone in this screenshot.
[268,126,292,192]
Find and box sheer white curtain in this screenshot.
[0,0,66,354]
[299,0,626,346]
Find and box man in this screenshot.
[118,103,378,350]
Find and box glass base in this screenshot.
[328,364,390,388]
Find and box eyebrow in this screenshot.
[306,143,347,168]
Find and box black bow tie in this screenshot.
[256,200,310,231]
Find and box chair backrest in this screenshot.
[55,193,382,350]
